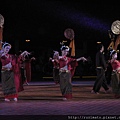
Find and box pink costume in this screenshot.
[59,56,78,99]
[111,60,120,72]
[111,59,120,98]
[59,56,78,77]
[1,54,24,99]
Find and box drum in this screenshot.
[0,14,4,27]
[64,28,74,40]
[111,20,120,35]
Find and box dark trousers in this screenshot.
[105,63,112,85]
[93,68,109,92]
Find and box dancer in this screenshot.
[19,51,35,85]
[52,45,87,100]
[50,51,60,84]
[0,42,30,101]
[91,43,109,94]
[109,50,120,98]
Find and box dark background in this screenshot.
[1,0,120,79]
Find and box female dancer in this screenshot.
[0,42,30,101]
[52,45,87,100]
[110,50,120,98]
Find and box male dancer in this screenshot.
[91,43,110,94]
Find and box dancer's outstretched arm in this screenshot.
[76,57,87,62]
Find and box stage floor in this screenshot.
[0,80,120,119]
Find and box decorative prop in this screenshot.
[0,14,4,27]
[107,30,115,50]
[64,28,75,40]
[64,28,75,57]
[107,34,120,51]
[111,20,120,35]
[0,14,4,49]
[107,21,120,51]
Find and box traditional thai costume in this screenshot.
[1,54,19,99]
[59,56,78,99]
[52,59,60,84]
[111,59,120,98]
[19,56,32,85]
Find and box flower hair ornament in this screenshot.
[2,42,11,49]
[60,45,70,52]
[110,49,116,56]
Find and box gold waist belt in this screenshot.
[59,69,69,72]
[96,67,103,69]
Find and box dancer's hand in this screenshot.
[81,57,87,62]
[77,57,87,62]
[49,57,52,61]
[31,57,36,60]
[21,51,30,56]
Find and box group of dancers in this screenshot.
[0,17,36,102]
[0,42,120,102]
[50,45,87,100]
[0,42,34,102]
[0,17,120,101]
[0,13,120,101]
[1,39,120,102]
[50,41,120,100]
